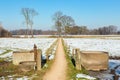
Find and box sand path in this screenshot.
[43,38,67,80]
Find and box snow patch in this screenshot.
[0,49,5,54]
[0,52,13,58]
[49,54,54,60]
[76,74,96,79]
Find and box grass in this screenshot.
[62,38,89,80]
[0,61,19,77]
[0,59,37,79]
[0,58,5,62]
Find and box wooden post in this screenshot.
[46,51,49,61]
[34,44,37,62]
[75,48,81,70]
[72,49,75,59]
[36,49,41,71]
[34,44,41,71]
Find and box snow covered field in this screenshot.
[64,38,120,57]
[0,38,56,58]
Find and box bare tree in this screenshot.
[52,11,75,36]
[60,15,75,34]
[21,8,30,37]
[53,11,63,36]
[29,9,38,38]
[21,8,38,37]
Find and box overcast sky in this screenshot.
[0,0,120,30]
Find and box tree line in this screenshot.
[10,25,120,35]
[11,29,57,35]
[64,25,119,35]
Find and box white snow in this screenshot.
[49,54,54,60]
[0,49,5,54]
[109,60,120,69]
[76,74,96,79]
[95,73,114,80]
[0,38,56,58]
[16,76,29,80]
[109,60,120,76]
[0,76,29,80]
[64,38,120,57]
[48,45,57,60]
[116,66,120,76]
[0,52,13,58]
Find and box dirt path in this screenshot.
[43,38,67,80]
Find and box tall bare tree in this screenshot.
[21,8,30,37]
[21,8,38,37]
[53,11,63,36]
[29,9,38,38]
[60,15,75,34]
[53,11,75,36]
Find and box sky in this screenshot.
[0,0,120,30]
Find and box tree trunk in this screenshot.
[30,25,34,38]
[26,23,29,38]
